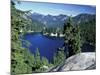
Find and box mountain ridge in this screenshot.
[30,12,95,28]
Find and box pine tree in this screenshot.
[34,48,41,71]
[72,25,81,54]
[35,48,40,63]
[63,17,81,58]
[41,57,49,66]
[11,1,35,74]
[53,49,65,65]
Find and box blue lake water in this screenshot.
[22,33,64,62]
[22,33,95,62]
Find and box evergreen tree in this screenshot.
[33,48,41,72]
[35,48,41,64]
[53,48,65,65]
[11,1,35,74]
[41,57,49,66]
[63,17,81,58]
[72,25,81,53]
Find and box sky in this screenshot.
[14,1,96,16]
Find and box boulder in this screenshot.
[49,52,96,72]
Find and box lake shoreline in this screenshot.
[22,31,65,38]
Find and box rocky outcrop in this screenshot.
[49,52,96,72]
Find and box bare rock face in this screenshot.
[50,52,96,72]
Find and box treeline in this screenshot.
[26,19,45,32]
[79,18,96,46]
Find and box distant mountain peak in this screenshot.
[73,13,95,24]
[30,12,95,27]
